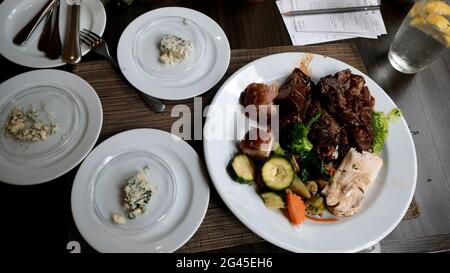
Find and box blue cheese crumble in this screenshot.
[159,34,194,64]
[4,106,58,142]
[123,166,152,219]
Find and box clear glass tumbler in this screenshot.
[389,0,450,73]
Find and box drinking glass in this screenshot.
[389,0,450,73]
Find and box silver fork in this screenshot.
[80,29,165,113]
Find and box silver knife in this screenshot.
[13,0,57,46]
[63,0,81,64]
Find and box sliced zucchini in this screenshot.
[291,175,311,199]
[261,192,285,209]
[228,154,255,184]
[261,157,294,190]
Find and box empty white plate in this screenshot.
[0,0,106,68]
[0,69,103,185]
[71,129,210,252]
[117,7,230,100]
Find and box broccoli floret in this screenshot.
[287,112,321,155]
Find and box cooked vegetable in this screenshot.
[228,154,255,184]
[261,157,295,190]
[305,196,325,216]
[291,175,311,199]
[261,192,286,209]
[373,108,402,154]
[286,192,306,225]
[286,112,321,155]
[291,155,300,172]
[299,150,330,182]
[273,142,287,157]
[305,181,318,196]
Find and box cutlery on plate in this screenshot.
[80,29,166,113]
[37,6,54,51]
[38,0,62,59]
[13,0,57,45]
[282,5,381,16]
[63,0,81,64]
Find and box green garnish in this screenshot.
[373,108,402,155]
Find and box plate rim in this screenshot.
[203,52,418,253]
[0,69,103,185]
[117,6,231,100]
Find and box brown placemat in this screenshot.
[73,43,419,253]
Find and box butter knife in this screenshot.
[63,0,81,64]
[13,0,57,46]
[38,0,62,59]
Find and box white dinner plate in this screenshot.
[0,0,106,68]
[117,7,230,100]
[71,129,210,253]
[203,52,417,253]
[0,69,103,185]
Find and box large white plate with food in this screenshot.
[0,0,106,68]
[71,129,210,252]
[0,69,102,185]
[203,52,417,253]
[117,7,230,100]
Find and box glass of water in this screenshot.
[389,0,450,74]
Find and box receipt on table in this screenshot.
[276,0,386,46]
[292,0,386,35]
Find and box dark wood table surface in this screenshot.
[1,0,449,253]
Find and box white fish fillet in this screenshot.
[322,148,383,217]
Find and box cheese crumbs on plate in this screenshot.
[123,166,153,219]
[4,106,58,142]
[112,213,126,225]
[159,34,194,64]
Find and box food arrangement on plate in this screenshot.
[228,67,402,225]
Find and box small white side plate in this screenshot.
[0,0,106,68]
[118,7,230,100]
[0,69,103,185]
[71,129,210,253]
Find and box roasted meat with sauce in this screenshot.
[275,68,313,128]
[322,148,383,217]
[240,127,274,160]
[306,99,349,162]
[240,83,278,121]
[318,69,375,152]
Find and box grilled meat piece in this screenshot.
[275,68,313,128]
[240,127,274,160]
[322,148,383,217]
[307,99,348,162]
[318,69,375,152]
[240,83,278,106]
[240,83,278,122]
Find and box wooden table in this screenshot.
[1,0,449,253]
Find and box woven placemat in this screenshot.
[72,43,419,253]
